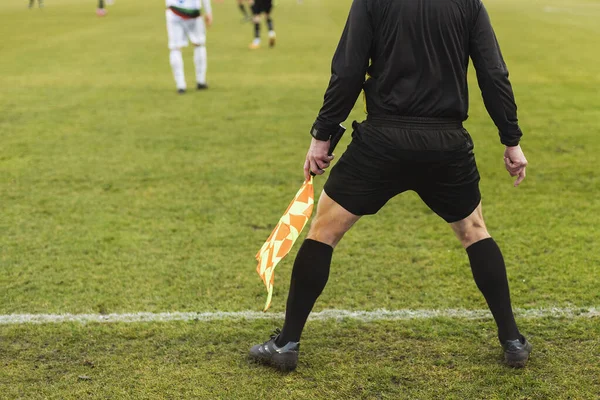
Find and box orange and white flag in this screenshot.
[255,177,315,311]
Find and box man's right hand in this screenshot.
[504,145,528,187]
[304,138,335,181]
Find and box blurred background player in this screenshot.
[28,0,43,9]
[215,0,251,22]
[97,0,106,16]
[165,0,213,93]
[249,0,275,49]
[237,0,252,22]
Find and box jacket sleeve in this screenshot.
[469,1,523,146]
[202,0,212,15]
[311,0,372,140]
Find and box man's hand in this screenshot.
[304,138,335,180]
[504,145,528,187]
[204,13,213,27]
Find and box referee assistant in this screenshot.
[249,0,531,371]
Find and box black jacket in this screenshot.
[312,0,522,146]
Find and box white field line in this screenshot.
[543,5,600,15]
[0,307,598,325]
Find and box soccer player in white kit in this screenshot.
[165,0,213,93]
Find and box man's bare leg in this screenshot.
[306,190,361,247]
[450,202,521,343]
[450,202,532,367]
[249,14,262,48]
[237,0,250,20]
[265,12,275,47]
[275,191,360,345]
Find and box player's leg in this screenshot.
[170,48,187,93]
[442,157,521,346]
[249,2,262,49]
[277,127,396,349]
[415,127,531,367]
[29,0,34,8]
[193,44,208,89]
[166,11,188,92]
[237,0,250,21]
[249,192,361,370]
[449,202,490,248]
[450,204,531,367]
[264,1,275,47]
[305,191,362,248]
[187,18,208,89]
[277,191,360,337]
[97,0,106,16]
[249,122,400,371]
[451,202,519,341]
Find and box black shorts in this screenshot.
[251,0,273,15]
[323,118,481,223]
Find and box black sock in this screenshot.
[98,0,104,8]
[276,239,333,346]
[466,238,520,343]
[254,22,260,39]
[266,17,274,31]
[238,4,248,17]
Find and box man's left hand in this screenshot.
[204,13,213,27]
[504,145,528,187]
[304,138,334,180]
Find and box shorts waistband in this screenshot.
[168,6,201,19]
[366,115,463,130]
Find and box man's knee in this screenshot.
[305,191,360,248]
[455,223,490,248]
[169,48,182,60]
[306,217,341,248]
[450,203,490,248]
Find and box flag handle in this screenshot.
[310,124,346,177]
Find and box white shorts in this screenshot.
[166,9,206,49]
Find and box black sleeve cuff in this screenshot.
[310,120,340,141]
[499,126,523,147]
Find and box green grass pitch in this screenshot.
[1,0,599,398]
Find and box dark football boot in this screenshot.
[502,335,532,368]
[249,329,299,372]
